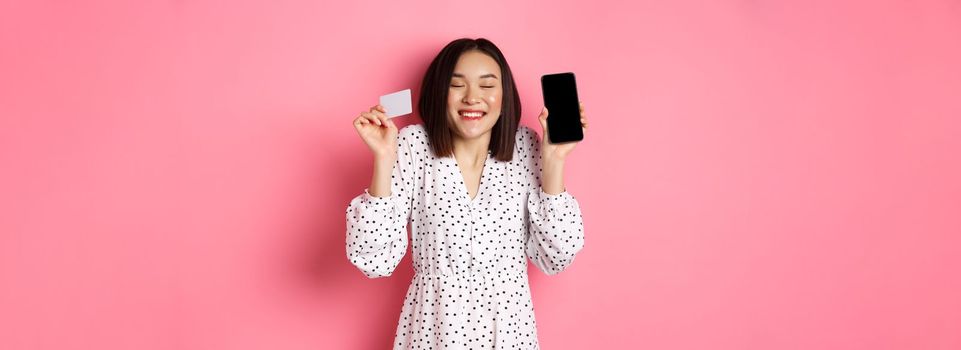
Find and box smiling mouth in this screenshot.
[459,111,486,120]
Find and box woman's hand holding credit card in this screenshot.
[352,88,412,160]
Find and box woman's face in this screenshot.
[447,50,503,141]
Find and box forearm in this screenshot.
[368,156,397,198]
[540,156,566,195]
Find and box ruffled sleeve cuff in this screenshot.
[531,187,576,205]
[359,188,394,211]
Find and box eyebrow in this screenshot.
[452,73,499,79]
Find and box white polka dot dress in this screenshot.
[345,124,585,349]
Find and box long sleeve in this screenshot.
[345,130,417,278]
[521,127,585,276]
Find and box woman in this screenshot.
[346,37,588,349]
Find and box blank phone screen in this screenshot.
[541,73,584,143]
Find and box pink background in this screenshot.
[2,0,960,349]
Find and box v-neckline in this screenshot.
[451,150,490,206]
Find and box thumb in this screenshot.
[538,107,549,137]
[386,117,398,131]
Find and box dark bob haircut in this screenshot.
[418,38,522,162]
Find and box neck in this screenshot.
[452,132,491,167]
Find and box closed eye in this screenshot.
[450,84,494,88]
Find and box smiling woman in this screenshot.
[418,38,523,162]
[347,37,588,350]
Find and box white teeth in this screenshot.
[460,111,485,118]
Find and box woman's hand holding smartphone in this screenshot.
[538,72,589,163]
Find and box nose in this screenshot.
[462,87,481,104]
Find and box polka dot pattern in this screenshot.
[345,124,585,349]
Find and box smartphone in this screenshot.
[541,72,584,143]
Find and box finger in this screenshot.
[374,105,389,117]
[579,101,584,112]
[361,112,380,126]
[539,108,549,130]
[355,116,370,129]
[539,107,550,141]
[371,109,389,126]
[368,111,382,126]
[376,113,390,127]
[358,114,370,124]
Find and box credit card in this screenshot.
[379,89,412,118]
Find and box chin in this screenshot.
[454,125,491,139]
[449,117,495,139]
